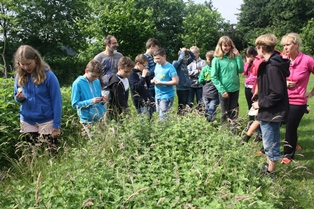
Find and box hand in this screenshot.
[222,92,229,98]
[233,48,239,56]
[51,128,61,138]
[16,92,25,101]
[246,56,254,63]
[251,93,258,102]
[304,92,313,99]
[252,102,259,109]
[92,97,103,104]
[287,81,296,89]
[142,68,149,77]
[154,79,162,85]
[102,95,108,102]
[180,47,188,52]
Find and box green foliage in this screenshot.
[0,77,314,208]
[0,78,20,167]
[0,110,288,208]
[301,18,314,56]
[134,0,187,61]
[13,0,90,57]
[182,3,229,57]
[237,0,314,49]
[88,0,155,59]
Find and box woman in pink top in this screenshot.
[281,33,314,164]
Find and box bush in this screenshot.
[0,78,20,167]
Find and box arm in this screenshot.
[198,66,207,84]
[259,67,287,108]
[305,87,314,99]
[14,76,26,102]
[235,55,244,74]
[243,62,250,76]
[47,71,62,130]
[115,82,129,110]
[186,50,195,66]
[173,50,186,69]
[71,81,95,109]
[129,71,147,92]
[154,76,179,86]
[211,58,226,94]
[304,56,314,98]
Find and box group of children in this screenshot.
[71,36,246,130]
[14,33,313,177]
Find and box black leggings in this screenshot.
[245,87,255,121]
[219,91,239,125]
[284,104,306,159]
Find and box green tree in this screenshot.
[237,0,314,49]
[182,2,228,57]
[85,0,155,60]
[135,0,186,60]
[301,18,314,56]
[0,0,18,77]
[13,0,90,57]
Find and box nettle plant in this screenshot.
[0,78,20,167]
[1,104,288,208]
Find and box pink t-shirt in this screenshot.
[287,52,314,105]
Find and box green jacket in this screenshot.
[211,55,244,94]
[198,64,211,83]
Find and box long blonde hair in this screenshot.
[14,45,50,86]
[214,36,237,59]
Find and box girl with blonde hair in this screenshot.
[211,36,244,131]
[14,45,62,148]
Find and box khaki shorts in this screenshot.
[20,120,54,135]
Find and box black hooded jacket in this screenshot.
[256,52,290,122]
[106,74,129,120]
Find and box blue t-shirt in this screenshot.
[154,62,177,99]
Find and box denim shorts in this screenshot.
[260,121,281,161]
[156,97,174,121]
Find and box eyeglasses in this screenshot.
[123,70,132,74]
[141,63,147,68]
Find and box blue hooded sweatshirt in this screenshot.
[71,76,106,123]
[14,69,62,129]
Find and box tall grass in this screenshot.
[0,75,313,208]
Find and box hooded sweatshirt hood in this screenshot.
[256,51,290,122]
[268,52,290,77]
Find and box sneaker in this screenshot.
[253,134,262,143]
[296,144,302,151]
[242,135,251,143]
[261,164,275,179]
[265,170,276,179]
[257,147,265,155]
[281,157,292,164]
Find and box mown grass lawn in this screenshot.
[238,75,314,209]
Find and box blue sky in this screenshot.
[193,0,243,23]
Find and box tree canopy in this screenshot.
[1,0,314,83]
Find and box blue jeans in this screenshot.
[188,87,202,107]
[260,121,281,161]
[156,97,174,121]
[203,97,219,122]
[136,106,149,115]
